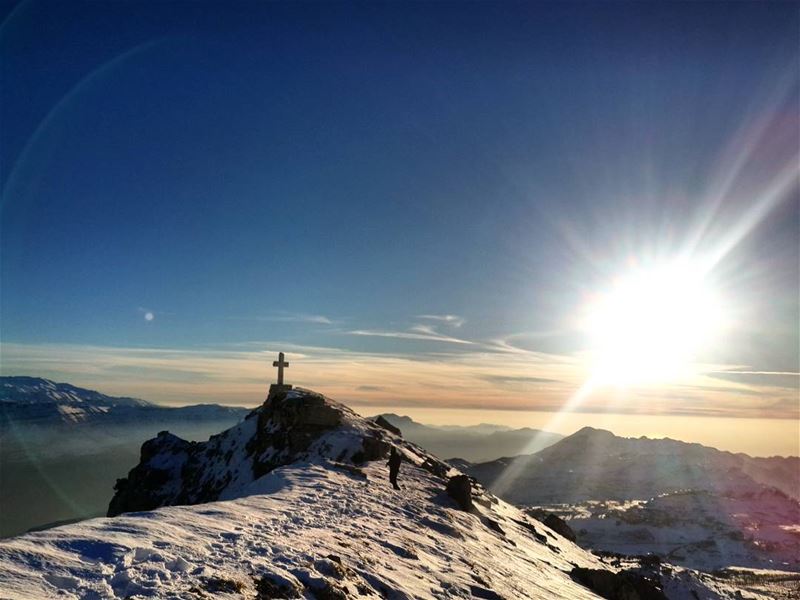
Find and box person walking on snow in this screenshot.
[388,446,402,489]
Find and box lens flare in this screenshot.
[583,261,725,386]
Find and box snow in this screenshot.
[0,377,152,408]
[1,460,789,599]
[0,461,609,600]
[527,487,800,573]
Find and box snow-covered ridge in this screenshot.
[108,387,448,516]
[0,462,614,599]
[0,376,247,426]
[1,376,151,407]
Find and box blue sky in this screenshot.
[1,1,798,434]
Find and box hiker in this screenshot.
[388,446,403,489]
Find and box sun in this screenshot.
[583,261,725,386]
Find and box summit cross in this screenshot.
[272,352,289,385]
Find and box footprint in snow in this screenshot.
[43,573,80,591]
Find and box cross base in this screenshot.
[268,383,293,398]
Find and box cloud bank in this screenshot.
[1,340,795,420]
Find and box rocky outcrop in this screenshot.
[543,513,577,543]
[446,474,473,511]
[108,388,397,516]
[373,415,402,436]
[570,567,667,600]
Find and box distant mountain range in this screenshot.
[462,426,800,571]
[0,376,251,538]
[463,426,799,503]
[374,413,563,462]
[0,376,248,427]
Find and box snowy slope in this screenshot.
[528,486,800,572]
[0,460,780,599]
[0,460,603,599]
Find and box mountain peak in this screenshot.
[108,387,451,516]
[571,426,615,437]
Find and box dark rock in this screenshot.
[352,434,391,464]
[309,581,348,600]
[373,415,402,436]
[255,573,302,599]
[511,518,548,544]
[483,517,505,536]
[542,514,577,543]
[202,576,246,594]
[446,474,473,511]
[315,556,356,579]
[469,585,505,600]
[570,567,668,600]
[421,457,451,479]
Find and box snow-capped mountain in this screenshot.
[1,376,151,407]
[0,376,247,426]
[373,413,563,463]
[464,427,800,572]
[0,386,782,599]
[465,426,799,503]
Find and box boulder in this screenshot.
[373,415,402,436]
[446,474,473,511]
[543,514,577,543]
[570,567,667,600]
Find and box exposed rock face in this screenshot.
[446,474,473,511]
[108,388,397,516]
[543,513,577,543]
[570,567,667,600]
[373,415,402,436]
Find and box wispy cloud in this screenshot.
[416,314,465,327]
[228,312,336,325]
[347,327,474,345]
[481,375,561,386]
[708,369,800,376]
[704,369,800,388]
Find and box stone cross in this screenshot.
[272,352,289,385]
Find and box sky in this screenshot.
[1,1,798,455]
